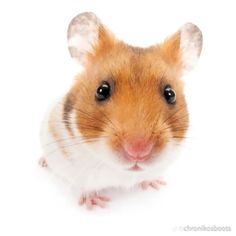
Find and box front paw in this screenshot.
[140,179,166,190]
[38,157,47,167]
[79,192,110,210]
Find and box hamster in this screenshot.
[40,12,203,209]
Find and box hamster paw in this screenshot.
[79,192,110,209]
[140,179,166,190]
[38,157,48,167]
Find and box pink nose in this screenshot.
[123,138,153,162]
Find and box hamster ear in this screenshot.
[161,23,203,74]
[67,12,115,66]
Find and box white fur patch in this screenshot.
[41,100,183,195]
[180,23,203,72]
[67,12,100,65]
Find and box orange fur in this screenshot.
[67,26,188,156]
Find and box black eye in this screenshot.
[95,81,111,101]
[163,85,176,105]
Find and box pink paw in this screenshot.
[79,192,110,210]
[38,157,48,167]
[140,179,166,190]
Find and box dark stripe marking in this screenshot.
[63,93,74,135]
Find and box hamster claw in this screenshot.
[38,157,48,168]
[79,192,110,209]
[140,179,166,190]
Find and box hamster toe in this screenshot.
[38,157,48,168]
[79,192,110,209]
[140,179,167,190]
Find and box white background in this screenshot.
[0,0,235,235]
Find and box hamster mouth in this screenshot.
[128,163,143,171]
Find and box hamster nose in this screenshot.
[123,138,153,162]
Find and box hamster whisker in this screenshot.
[158,105,187,130]
[165,113,189,126]
[172,135,190,139]
[153,122,189,134]
[65,91,118,132]
[151,104,165,131]
[59,96,110,127]
[157,113,189,133]
[97,108,118,132]
[72,108,117,132]
[167,141,182,146]
[43,137,107,158]
[42,134,109,148]
[48,121,106,134]
[151,106,186,134]
[159,125,189,133]
[48,120,105,129]
[58,110,112,130]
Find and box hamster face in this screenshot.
[65,12,202,171]
[66,45,188,171]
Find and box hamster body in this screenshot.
[40,12,203,208]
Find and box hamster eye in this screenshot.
[95,81,111,101]
[163,85,176,105]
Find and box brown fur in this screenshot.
[63,94,75,135]
[68,25,189,157]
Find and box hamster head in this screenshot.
[66,12,203,171]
